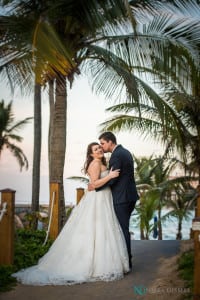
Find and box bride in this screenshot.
[13,142,129,285]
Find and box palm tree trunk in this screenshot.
[48,79,54,179]
[49,74,67,231]
[140,223,145,239]
[176,218,182,240]
[31,83,42,229]
[139,193,145,239]
[158,206,163,240]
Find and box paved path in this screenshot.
[0,240,181,300]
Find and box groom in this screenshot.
[97,131,139,269]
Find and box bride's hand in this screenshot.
[109,167,120,179]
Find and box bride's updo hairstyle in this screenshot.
[83,142,106,175]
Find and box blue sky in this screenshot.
[0,76,164,205]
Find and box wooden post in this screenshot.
[76,188,85,205]
[0,188,15,265]
[193,185,200,299]
[192,217,200,300]
[196,185,200,217]
[49,182,60,240]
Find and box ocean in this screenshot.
[129,209,195,240]
[13,177,195,240]
[15,202,194,240]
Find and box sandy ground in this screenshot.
[143,240,194,300]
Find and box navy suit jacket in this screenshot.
[97,145,139,206]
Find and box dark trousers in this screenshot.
[114,202,135,267]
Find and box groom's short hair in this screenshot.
[99,131,117,144]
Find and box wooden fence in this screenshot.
[0,189,15,265]
[0,185,85,265]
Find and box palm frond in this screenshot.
[5,141,29,170]
[85,44,140,106]
[66,176,89,184]
[7,117,33,133]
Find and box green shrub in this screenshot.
[178,250,194,298]
[0,265,17,292]
[0,229,53,293]
[14,229,53,270]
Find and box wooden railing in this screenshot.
[0,185,86,265]
[76,187,85,205]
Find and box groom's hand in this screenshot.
[88,183,95,191]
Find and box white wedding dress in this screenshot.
[13,171,129,285]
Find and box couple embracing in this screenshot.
[13,132,139,285]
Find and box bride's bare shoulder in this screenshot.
[88,159,101,173]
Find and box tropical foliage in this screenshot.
[0,0,139,228]
[1,0,200,233]
[0,229,53,293]
[133,155,197,240]
[165,180,196,239]
[0,99,32,170]
[100,1,200,184]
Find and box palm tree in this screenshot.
[0,5,43,228]
[0,0,138,229]
[133,153,197,239]
[31,83,41,227]
[134,155,178,239]
[0,2,74,228]
[134,189,160,240]
[133,155,156,239]
[0,99,32,170]
[165,180,196,239]
[1,0,200,231]
[149,156,178,239]
[100,0,200,218]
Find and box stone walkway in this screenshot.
[0,240,182,300]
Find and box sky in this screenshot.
[0,76,164,205]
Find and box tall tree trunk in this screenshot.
[176,218,182,240]
[31,83,42,229]
[158,206,163,240]
[48,79,54,179]
[50,75,67,231]
[139,193,145,239]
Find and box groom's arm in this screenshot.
[88,173,115,192]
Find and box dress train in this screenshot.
[13,171,129,285]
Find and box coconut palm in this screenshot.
[133,153,197,239]
[1,0,200,231]
[99,1,200,129]
[0,0,138,230]
[31,83,41,228]
[100,51,200,209]
[133,189,160,240]
[133,155,156,239]
[0,0,75,228]
[49,3,192,229]
[0,3,42,226]
[0,99,32,170]
[134,155,177,239]
[167,182,196,239]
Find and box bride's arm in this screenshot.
[88,161,119,189]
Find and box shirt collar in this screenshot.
[112,144,119,153]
